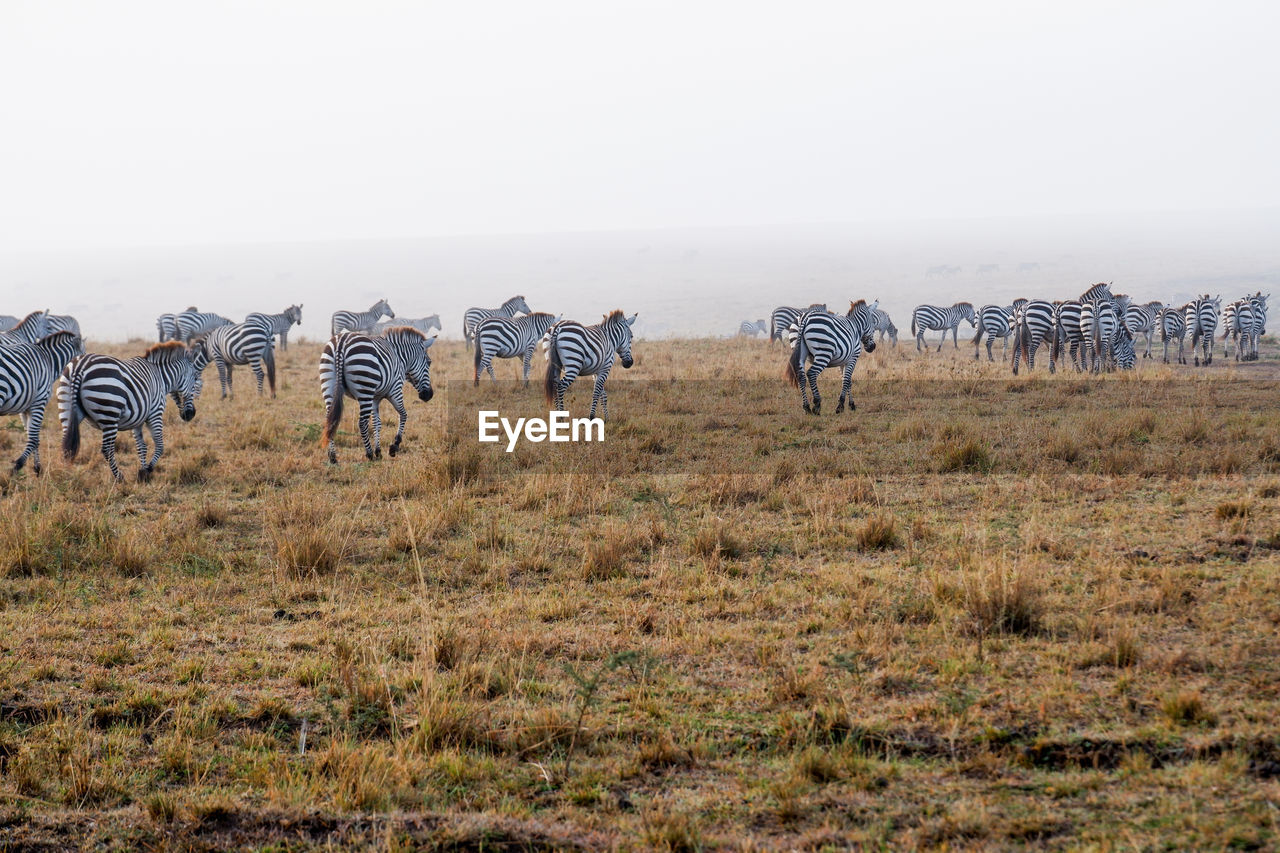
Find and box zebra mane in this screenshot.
[143,340,192,363]
[36,331,79,347]
[603,309,628,323]
[383,325,428,341]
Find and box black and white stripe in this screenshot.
[175,310,233,344]
[972,304,1013,362]
[1049,301,1084,374]
[331,299,394,336]
[738,319,769,337]
[192,315,277,399]
[1158,305,1188,364]
[1124,301,1162,359]
[0,311,51,346]
[464,296,531,349]
[1081,300,1121,372]
[871,308,898,347]
[911,302,977,352]
[0,332,84,474]
[157,307,198,342]
[251,305,303,351]
[58,341,199,482]
[474,312,560,386]
[374,315,442,337]
[770,304,826,344]
[320,328,436,464]
[784,300,878,414]
[1011,299,1055,375]
[543,310,637,419]
[1245,292,1269,361]
[1186,295,1220,366]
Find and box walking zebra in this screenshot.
[250,305,302,351]
[320,328,436,464]
[58,341,200,482]
[0,316,18,332]
[374,315,442,337]
[911,302,976,352]
[1081,300,1121,372]
[0,311,50,346]
[1011,300,1055,375]
[0,332,84,474]
[1186,295,1220,366]
[1158,305,1188,364]
[1245,293,1269,361]
[463,296,531,350]
[1222,300,1250,361]
[738,319,769,337]
[770,304,826,344]
[871,308,898,347]
[331,299,394,336]
[784,300,878,414]
[474,312,560,386]
[175,309,233,344]
[543,310,637,419]
[157,307,198,342]
[192,315,277,399]
[1124,301,1163,359]
[972,304,1013,361]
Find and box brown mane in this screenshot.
[383,325,427,341]
[143,340,191,362]
[603,309,627,323]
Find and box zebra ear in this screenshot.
[423,335,437,349]
[626,313,637,326]
[870,300,879,312]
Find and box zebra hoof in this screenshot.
[802,403,811,414]
[138,467,152,483]
[835,401,845,414]
[12,458,24,473]
[327,451,338,465]
[389,443,399,457]
[32,462,41,476]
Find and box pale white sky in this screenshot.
[1,0,1277,252]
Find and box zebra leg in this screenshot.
[589,372,610,420]
[216,358,231,399]
[835,361,856,413]
[15,407,44,474]
[132,427,150,476]
[251,358,265,394]
[916,330,923,352]
[486,355,497,383]
[279,330,288,352]
[388,388,408,457]
[100,426,124,482]
[987,337,995,362]
[143,412,165,479]
[556,366,580,412]
[806,365,823,415]
[371,403,384,459]
[937,329,944,353]
[357,401,376,460]
[521,349,534,387]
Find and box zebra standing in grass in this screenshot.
[1081,299,1121,372]
[1222,299,1250,361]
[1158,305,1188,364]
[331,299,394,336]
[175,309,233,344]
[1011,300,1055,375]
[972,304,1013,361]
[474,312,560,386]
[1186,294,1221,366]
[1124,301,1163,359]
[543,310,637,419]
[320,328,436,464]
[1246,293,1269,361]
[192,315,277,399]
[870,308,898,347]
[58,341,199,482]
[1112,326,1137,370]
[738,319,769,337]
[463,296,531,350]
[1050,301,1084,374]
[0,332,84,474]
[0,311,50,346]
[770,304,827,344]
[157,307,197,342]
[374,315,442,337]
[911,302,976,352]
[784,300,878,414]
[250,305,302,351]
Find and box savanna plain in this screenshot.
[2,335,1280,851]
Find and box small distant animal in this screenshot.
[784,300,878,414]
[374,315,442,337]
[738,319,768,337]
[976,264,1000,274]
[911,302,977,352]
[331,299,394,336]
[463,296,531,350]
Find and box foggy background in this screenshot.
[1,1,1277,340]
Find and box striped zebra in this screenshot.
[1113,326,1137,370]
[1081,300,1121,372]
[784,300,878,414]
[463,296,531,350]
[972,304,1013,361]
[1186,294,1220,366]
[374,315,442,337]
[1011,300,1055,375]
[157,307,198,342]
[1049,301,1083,374]
[192,315,277,399]
[911,302,976,352]
[1245,292,1269,361]
[770,304,826,344]
[1222,300,1250,361]
[1158,305,1188,364]
[0,316,18,332]
[58,341,200,482]
[250,305,302,351]
[45,314,80,336]
[738,319,769,337]
[320,328,436,464]
[871,308,898,347]
[0,311,51,346]
[175,309,233,344]
[1079,282,1114,304]
[0,332,84,474]
[331,299,394,336]
[1124,301,1163,359]
[543,310,637,419]
[474,312,560,386]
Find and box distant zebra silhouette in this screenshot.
[332,299,394,336]
[912,302,976,352]
[0,331,84,474]
[543,310,637,419]
[972,304,1013,361]
[785,300,878,414]
[738,319,769,337]
[1016,262,1041,273]
[374,315,441,337]
[975,264,1000,274]
[464,297,530,350]
[870,308,898,347]
[925,265,961,277]
[175,310,233,344]
[157,307,198,342]
[474,312,560,386]
[770,304,826,344]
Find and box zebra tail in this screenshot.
[911,313,917,338]
[59,369,83,461]
[784,332,803,387]
[264,345,277,396]
[543,330,562,405]
[321,345,344,448]
[473,336,484,386]
[971,323,983,345]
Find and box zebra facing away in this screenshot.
[0,332,84,474]
[770,304,827,344]
[1246,292,1269,361]
[543,311,637,419]
[870,308,898,347]
[58,341,199,482]
[1050,301,1084,374]
[972,304,1013,361]
[738,319,769,337]
[464,297,531,350]
[0,311,50,346]
[157,307,198,342]
[1011,300,1055,375]
[331,299,394,336]
[1158,305,1188,364]
[192,315,277,399]
[1081,300,1121,372]
[1124,301,1163,359]
[251,305,302,351]
[474,312,560,386]
[374,315,442,337]
[175,310,233,344]
[784,300,878,414]
[911,302,977,352]
[320,328,436,464]
[1186,295,1221,366]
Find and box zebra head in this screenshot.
[373,298,394,320]
[847,300,877,353]
[388,329,435,402]
[956,302,977,326]
[506,295,532,316]
[1113,327,1136,370]
[286,304,303,326]
[423,314,442,333]
[187,334,214,399]
[145,341,199,422]
[604,310,637,368]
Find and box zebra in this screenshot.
[1186,295,1220,366]
[738,319,769,337]
[1222,300,1250,361]
[784,300,878,414]
[1124,301,1163,359]
[0,316,18,332]
[870,308,898,347]
[1246,292,1269,361]
[1112,325,1137,370]
[45,314,80,336]
[250,305,303,351]
[1050,301,1085,374]
[320,327,436,464]
[1011,300,1055,375]
[911,302,977,352]
[58,341,199,482]
[1158,305,1188,364]
[1081,300,1121,372]
[972,304,1013,361]
[191,315,277,399]
[175,309,233,344]
[374,315,442,337]
[1079,282,1114,304]
[157,307,198,342]
[543,310,637,419]
[770,304,827,344]
[331,299,394,336]
[463,296,531,350]
[0,332,84,474]
[474,312,560,386]
[0,311,51,346]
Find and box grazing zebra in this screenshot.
[543,310,637,419]
[1011,300,1055,375]
[784,300,878,414]
[474,312,560,386]
[911,302,977,352]
[1158,305,1188,364]
[0,316,18,332]
[770,304,827,344]
[870,308,898,347]
[972,304,1013,361]
[1081,300,1121,372]
[1113,326,1137,370]
[331,299,394,336]
[463,296,531,350]
[1124,301,1163,359]
[1050,301,1084,374]
[1186,295,1220,366]
[175,309,233,344]
[0,311,51,346]
[192,315,277,399]
[157,307,198,342]
[738,319,769,337]
[374,315,442,337]
[0,332,84,474]
[58,341,199,482]
[320,328,436,464]
[250,305,302,351]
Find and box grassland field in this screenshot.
[2,333,1280,850]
